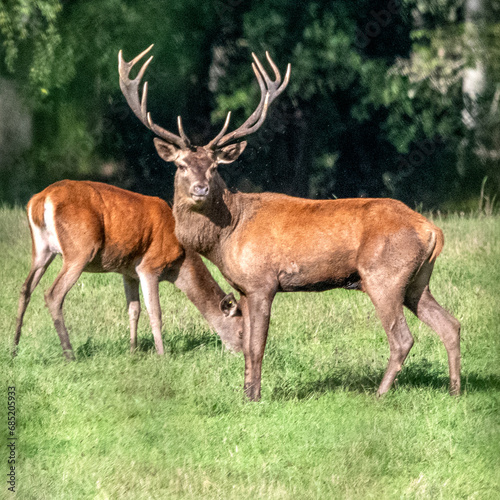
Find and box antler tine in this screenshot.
[177,116,191,147]
[207,112,232,149]
[265,51,281,85]
[118,48,153,124]
[118,45,188,148]
[209,52,290,149]
[128,44,155,70]
[140,81,149,122]
[252,52,277,91]
[277,62,291,99]
[267,52,291,101]
[242,62,268,127]
[254,52,291,102]
[241,92,270,136]
[206,64,266,150]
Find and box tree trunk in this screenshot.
[0,78,33,202]
[462,0,487,130]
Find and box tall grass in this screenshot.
[1,207,499,499]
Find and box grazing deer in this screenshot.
[14,180,243,359]
[119,46,460,401]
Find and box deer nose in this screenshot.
[191,184,209,197]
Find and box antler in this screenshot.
[118,45,190,149]
[207,51,291,149]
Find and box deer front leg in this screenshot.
[137,271,164,355]
[241,291,275,401]
[123,276,141,353]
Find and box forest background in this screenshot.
[0,0,499,211]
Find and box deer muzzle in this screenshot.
[190,184,210,202]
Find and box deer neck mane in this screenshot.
[173,173,237,259]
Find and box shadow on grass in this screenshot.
[139,331,219,354]
[270,361,500,401]
[76,337,128,358]
[75,330,219,358]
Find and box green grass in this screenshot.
[1,206,499,499]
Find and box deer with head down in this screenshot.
[14,180,243,359]
[119,46,461,401]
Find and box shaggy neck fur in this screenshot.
[173,172,239,260]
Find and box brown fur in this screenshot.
[160,145,460,402]
[118,47,459,401]
[14,180,243,359]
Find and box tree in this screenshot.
[0,0,225,200]
[1,0,498,209]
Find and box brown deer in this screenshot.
[14,180,243,359]
[119,46,460,401]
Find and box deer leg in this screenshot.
[137,272,164,355]
[44,260,87,360]
[365,285,414,396]
[241,291,275,402]
[13,251,56,355]
[123,276,141,353]
[405,262,461,395]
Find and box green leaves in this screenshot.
[0,0,68,92]
[0,0,498,207]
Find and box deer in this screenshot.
[119,45,461,401]
[14,180,243,360]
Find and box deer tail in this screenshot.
[427,225,444,263]
[27,192,46,229]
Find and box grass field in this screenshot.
[1,206,499,499]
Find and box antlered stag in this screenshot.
[119,46,460,401]
[14,180,243,359]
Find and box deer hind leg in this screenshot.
[364,279,415,396]
[13,248,56,355]
[404,261,461,395]
[137,271,164,355]
[123,276,141,353]
[44,259,87,360]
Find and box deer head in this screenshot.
[118,45,290,207]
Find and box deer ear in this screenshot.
[217,141,247,164]
[153,138,181,163]
[219,293,239,317]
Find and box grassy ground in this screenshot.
[1,206,499,499]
